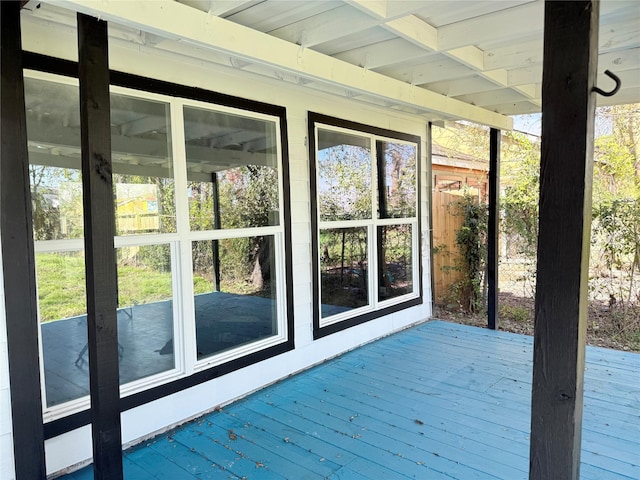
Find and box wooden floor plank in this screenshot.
[334,350,638,435]
[244,398,456,479]
[171,427,288,480]
[125,447,199,479]
[59,320,639,480]
[266,387,529,478]
[146,436,242,479]
[228,404,359,467]
[208,409,341,478]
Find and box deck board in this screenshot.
[58,320,640,479]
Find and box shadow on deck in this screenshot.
[59,320,640,479]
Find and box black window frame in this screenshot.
[308,112,423,339]
[22,52,294,440]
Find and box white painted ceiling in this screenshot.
[21,0,640,129]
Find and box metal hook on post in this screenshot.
[593,70,621,97]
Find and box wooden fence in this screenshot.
[432,191,465,304]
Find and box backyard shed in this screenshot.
[1,1,639,479]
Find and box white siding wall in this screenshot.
[0,249,16,480]
[6,18,434,476]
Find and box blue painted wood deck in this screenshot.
[60,320,640,479]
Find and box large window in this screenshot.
[183,103,286,366]
[25,71,291,421]
[310,113,421,336]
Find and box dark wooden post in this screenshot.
[0,2,47,478]
[487,128,500,329]
[529,2,599,479]
[78,13,124,479]
[427,122,436,312]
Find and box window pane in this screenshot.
[378,141,417,218]
[111,94,175,234]
[192,236,278,360]
[184,107,280,230]
[37,251,88,408]
[116,244,175,384]
[317,129,371,221]
[320,227,369,317]
[25,78,84,240]
[378,224,414,301]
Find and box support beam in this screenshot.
[529,2,599,479]
[487,128,500,330]
[0,2,47,478]
[78,13,123,480]
[426,122,436,313]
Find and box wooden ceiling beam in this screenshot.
[54,0,513,129]
[268,4,377,48]
[438,1,543,51]
[351,2,539,104]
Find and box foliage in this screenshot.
[30,165,83,240]
[431,121,490,160]
[190,165,279,292]
[499,304,531,323]
[590,105,640,308]
[318,144,371,221]
[448,193,487,313]
[218,166,279,229]
[319,228,369,308]
[380,142,417,218]
[500,132,540,257]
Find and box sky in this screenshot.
[512,111,613,139]
[512,114,541,137]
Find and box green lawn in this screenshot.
[36,253,211,322]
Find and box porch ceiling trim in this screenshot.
[54,0,513,130]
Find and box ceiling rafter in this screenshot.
[268,4,379,48]
[179,0,259,17]
[55,0,513,129]
[350,2,540,107]
[437,2,543,52]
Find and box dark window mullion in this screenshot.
[375,140,387,220]
[375,140,386,305]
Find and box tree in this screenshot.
[501,132,541,256]
[591,104,640,304]
[190,164,280,294]
[318,144,371,221]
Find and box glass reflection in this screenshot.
[116,244,175,383]
[37,250,89,407]
[317,129,372,221]
[378,224,414,301]
[319,227,369,317]
[378,141,416,219]
[111,94,175,234]
[192,236,278,360]
[184,106,279,230]
[25,78,84,240]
